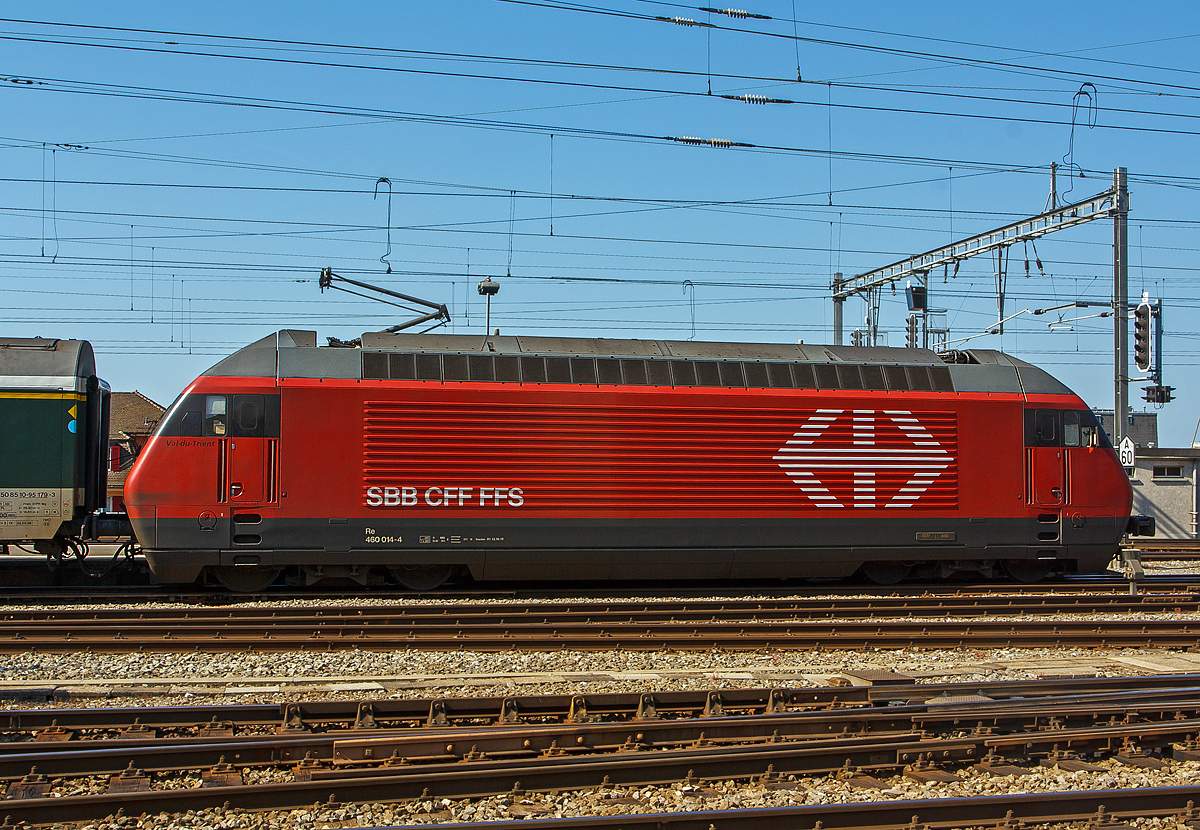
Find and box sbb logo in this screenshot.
[366,486,524,508]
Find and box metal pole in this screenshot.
[922,272,930,349]
[865,286,880,347]
[832,272,844,345]
[1113,168,1129,447]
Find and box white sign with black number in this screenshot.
[1119,436,1136,469]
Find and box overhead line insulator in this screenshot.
[669,136,745,148]
[699,7,772,19]
[656,16,712,27]
[721,94,794,105]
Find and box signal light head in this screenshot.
[1134,302,1152,372]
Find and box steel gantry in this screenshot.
[831,168,1134,444]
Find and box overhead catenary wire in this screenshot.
[0,11,1194,400]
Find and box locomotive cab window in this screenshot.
[1062,411,1081,447]
[1033,410,1057,446]
[1080,422,1097,448]
[180,411,201,437]
[155,392,280,438]
[204,396,227,436]
[230,395,272,437]
[1080,409,1110,449]
[154,393,207,437]
[1027,407,1075,448]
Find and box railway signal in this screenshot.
[1134,298,1152,372]
[1133,292,1173,404]
[905,314,919,348]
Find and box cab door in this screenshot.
[227,395,275,505]
[1028,409,1066,508]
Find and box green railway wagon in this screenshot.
[0,338,110,555]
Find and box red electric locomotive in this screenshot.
[124,330,1134,591]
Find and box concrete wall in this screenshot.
[1130,455,1197,539]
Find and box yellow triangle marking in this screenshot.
[68,405,78,418]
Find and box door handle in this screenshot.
[231,483,243,498]
[1051,487,1062,499]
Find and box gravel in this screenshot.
[0,642,1189,710]
[12,576,1200,828]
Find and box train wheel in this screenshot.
[213,566,280,593]
[390,564,454,591]
[860,561,911,585]
[1003,559,1054,583]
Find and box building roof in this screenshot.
[1096,410,1159,449]
[110,391,165,436]
[1139,448,1200,459]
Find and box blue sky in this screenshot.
[2,1,1198,443]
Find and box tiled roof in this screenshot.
[111,391,166,435]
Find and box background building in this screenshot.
[1130,448,1198,540]
[1096,411,1160,449]
[107,392,165,512]
[1094,410,1198,540]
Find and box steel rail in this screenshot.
[11,681,1200,786]
[1,719,1198,824]
[6,679,1200,823]
[2,592,1196,624]
[3,615,1200,652]
[11,687,1200,780]
[10,674,1200,735]
[0,575,1194,605]
[352,787,1200,830]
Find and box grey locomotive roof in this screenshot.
[357,331,951,364]
[0,337,98,391]
[201,329,1076,398]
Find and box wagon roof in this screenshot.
[0,337,96,389]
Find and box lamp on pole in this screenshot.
[477,277,499,334]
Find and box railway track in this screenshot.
[390,789,1200,830]
[1,592,1200,652]
[0,554,1192,605]
[1128,540,1200,561]
[0,581,1185,605]
[4,675,1200,825]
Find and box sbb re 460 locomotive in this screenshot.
[124,330,1136,591]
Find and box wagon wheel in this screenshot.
[859,561,912,585]
[213,566,280,593]
[390,564,454,591]
[1003,559,1055,584]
